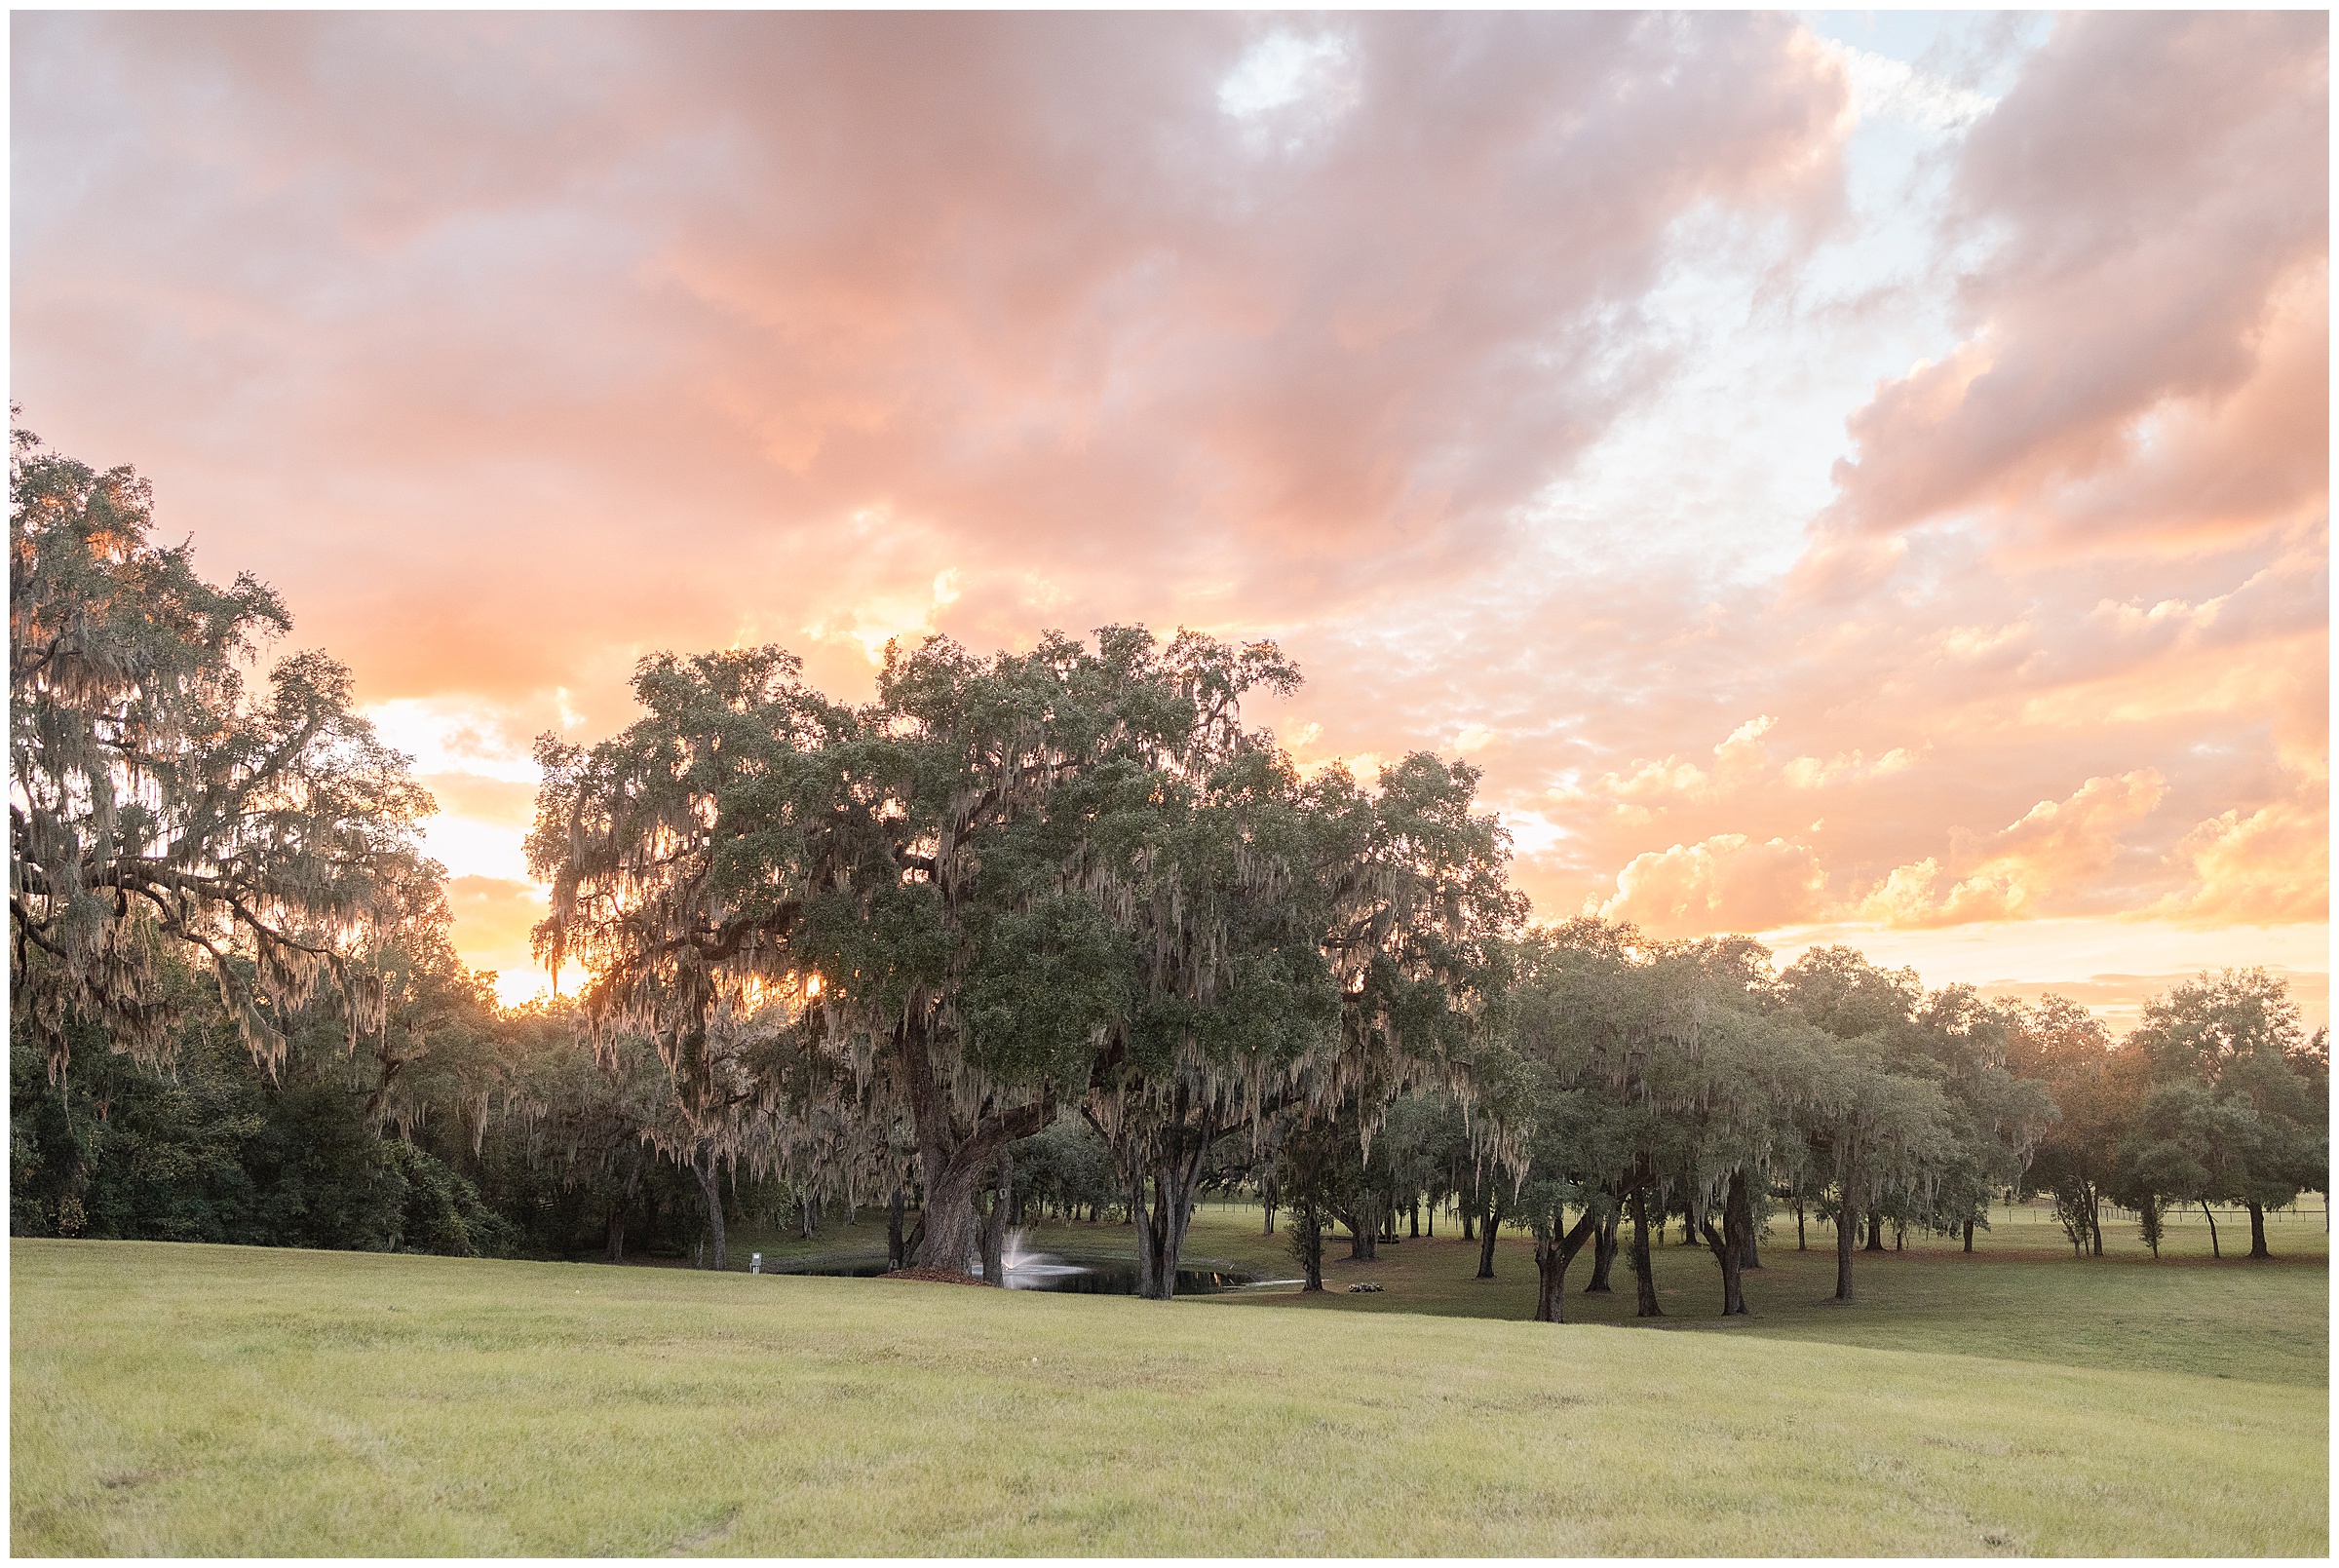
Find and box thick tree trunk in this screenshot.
[1409,1199,1420,1239]
[1532,1210,1601,1323]
[917,1154,992,1276]
[2247,1201,2271,1259]
[1739,1179,1761,1271]
[2090,1192,2105,1257]
[1962,1217,1975,1253]
[1461,1196,1476,1242]
[1834,1192,1856,1302]
[900,1007,1049,1276]
[1586,1210,1618,1292]
[1795,1197,1807,1251]
[1863,1208,1884,1252]
[1260,1168,1278,1236]
[1630,1188,1661,1318]
[887,1186,907,1271]
[2201,1200,2221,1259]
[1476,1199,1502,1280]
[693,1145,727,1271]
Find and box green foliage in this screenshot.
[8,1003,505,1257]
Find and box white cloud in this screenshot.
[1216,30,1358,120]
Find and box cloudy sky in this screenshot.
[14,12,2327,1027]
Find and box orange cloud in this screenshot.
[1596,834,1828,937]
[2153,801,2331,927]
[443,875,557,1006]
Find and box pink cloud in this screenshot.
[1822,12,2327,549]
[10,14,2322,1005]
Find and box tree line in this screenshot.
[12,430,2328,1315]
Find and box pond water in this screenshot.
[777,1238,1276,1296]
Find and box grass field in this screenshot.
[12,1202,2327,1555]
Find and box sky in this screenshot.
[12,12,2328,1031]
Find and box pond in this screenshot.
[775,1243,1279,1296]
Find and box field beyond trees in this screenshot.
[13,1216,2325,1557]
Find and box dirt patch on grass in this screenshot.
[879,1267,992,1286]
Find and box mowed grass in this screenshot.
[1172,1199,2331,1389]
[13,1228,2327,1556]
[743,1196,2329,1387]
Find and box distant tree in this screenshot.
[1486,921,1837,1320]
[1775,945,1925,1253]
[2008,996,2123,1257]
[1797,1032,1957,1302]
[1899,987,2056,1252]
[2125,971,2327,1258]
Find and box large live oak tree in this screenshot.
[11,426,436,1079]
[532,627,1515,1282]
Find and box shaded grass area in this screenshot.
[1170,1200,2329,1391]
[13,1237,2327,1556]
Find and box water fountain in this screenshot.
[975,1231,1093,1289]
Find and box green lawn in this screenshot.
[12,1219,2327,1556]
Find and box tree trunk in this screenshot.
[1795,1197,1807,1251]
[2201,1200,2221,1259]
[2247,1201,2271,1259]
[1834,1192,1856,1303]
[1297,1207,1324,1292]
[1630,1188,1661,1318]
[1344,1190,1380,1261]
[1863,1207,1884,1252]
[1461,1195,1476,1242]
[1476,1198,1502,1280]
[693,1145,727,1272]
[917,1152,991,1276]
[2090,1190,2105,1257]
[1586,1209,1618,1292]
[1697,1171,1751,1316]
[1533,1209,1601,1323]
[887,1186,907,1271]
[1117,1109,1217,1301]
[1260,1168,1278,1236]
[1740,1180,1761,1271]
[980,1148,1012,1286]
[899,1003,1049,1277]
[1962,1216,1975,1253]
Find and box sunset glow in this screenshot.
[13,13,2326,1024]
